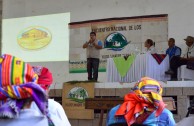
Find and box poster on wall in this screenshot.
[69,14,168,73]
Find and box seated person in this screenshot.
[144,39,157,54]
[106,77,175,126]
[166,38,181,60]
[0,54,53,126]
[31,66,71,126]
[165,36,194,80]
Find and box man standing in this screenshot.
[165,36,194,80]
[166,38,181,60]
[83,32,103,81]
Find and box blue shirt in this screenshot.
[98,41,103,46]
[166,46,181,60]
[143,109,175,126]
[106,105,175,126]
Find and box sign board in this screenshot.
[62,82,94,119]
[69,14,168,73]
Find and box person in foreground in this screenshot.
[144,39,157,54]
[31,66,71,126]
[0,54,54,126]
[83,31,103,81]
[106,77,175,126]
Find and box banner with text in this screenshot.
[69,15,168,73]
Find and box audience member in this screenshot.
[106,77,175,126]
[31,66,71,126]
[0,54,53,126]
[144,39,157,54]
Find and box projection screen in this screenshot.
[2,12,70,62]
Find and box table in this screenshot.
[107,53,170,82]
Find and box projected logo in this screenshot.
[104,32,130,51]
[17,26,52,50]
[68,87,88,103]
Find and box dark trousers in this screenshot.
[87,58,100,81]
[170,56,189,78]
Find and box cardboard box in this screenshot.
[62,81,94,119]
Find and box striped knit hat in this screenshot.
[0,54,38,86]
[0,54,47,118]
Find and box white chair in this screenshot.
[178,65,194,81]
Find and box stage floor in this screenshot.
[95,81,194,88]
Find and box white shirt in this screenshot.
[147,46,158,54]
[176,116,194,126]
[31,99,71,126]
[187,43,194,58]
[0,109,48,126]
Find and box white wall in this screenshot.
[3,0,194,89]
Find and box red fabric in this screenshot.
[34,67,53,90]
[115,92,164,126]
[151,54,167,64]
[135,111,153,124]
